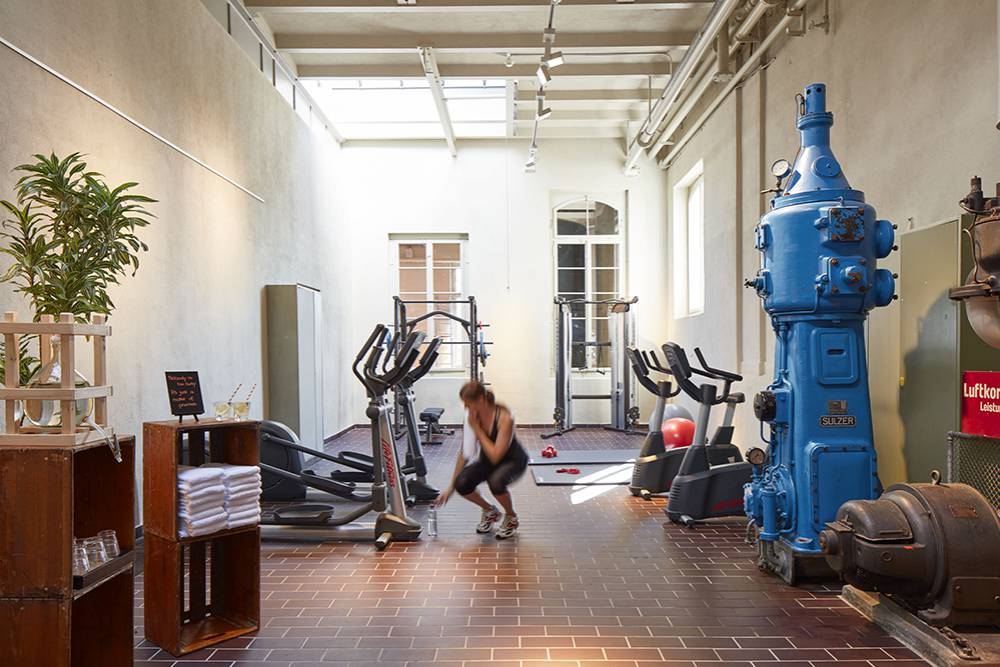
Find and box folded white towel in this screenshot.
[226,502,260,517]
[180,491,225,510]
[226,507,261,528]
[224,487,260,503]
[177,465,225,489]
[202,463,261,483]
[178,485,225,502]
[225,481,261,497]
[180,505,228,522]
[178,512,228,538]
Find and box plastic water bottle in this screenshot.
[427,507,438,537]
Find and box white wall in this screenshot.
[659,0,1000,485]
[334,139,670,426]
[0,0,357,505]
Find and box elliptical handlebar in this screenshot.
[354,325,427,396]
[407,337,442,383]
[353,324,389,388]
[661,342,738,406]
[377,331,425,388]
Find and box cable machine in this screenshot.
[391,296,491,428]
[544,296,640,439]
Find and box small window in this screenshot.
[391,237,468,371]
[554,198,624,370]
[672,162,705,318]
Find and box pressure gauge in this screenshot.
[770,159,793,179]
[747,447,767,466]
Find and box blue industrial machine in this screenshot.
[744,83,898,584]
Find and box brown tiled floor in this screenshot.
[133,426,926,666]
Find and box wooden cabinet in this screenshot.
[0,437,136,667]
[142,420,260,656]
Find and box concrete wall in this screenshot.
[0,0,358,506]
[659,0,1000,485]
[334,139,670,425]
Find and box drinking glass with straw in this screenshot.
[217,384,241,421]
[233,383,255,421]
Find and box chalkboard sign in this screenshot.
[165,371,204,421]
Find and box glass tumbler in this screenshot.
[82,537,108,568]
[98,529,120,558]
[232,401,250,421]
[213,401,231,421]
[72,541,90,576]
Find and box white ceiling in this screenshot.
[245,0,714,143]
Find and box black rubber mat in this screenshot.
[528,448,637,465]
[530,462,634,486]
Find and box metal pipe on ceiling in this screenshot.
[644,0,778,158]
[733,0,783,43]
[658,0,809,169]
[623,0,741,173]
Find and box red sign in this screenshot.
[961,371,1000,438]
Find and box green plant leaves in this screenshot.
[0,153,155,321]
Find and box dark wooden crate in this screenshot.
[0,437,135,667]
[142,420,260,541]
[143,529,260,655]
[142,420,260,656]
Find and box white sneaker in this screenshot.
[495,514,519,540]
[476,506,502,533]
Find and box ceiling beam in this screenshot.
[298,62,675,79]
[515,89,662,102]
[418,47,457,156]
[248,0,712,13]
[276,32,695,53]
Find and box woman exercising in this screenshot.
[435,380,528,539]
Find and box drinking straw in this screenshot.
[227,383,242,403]
[244,383,257,402]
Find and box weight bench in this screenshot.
[419,407,452,445]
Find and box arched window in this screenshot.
[553,197,624,370]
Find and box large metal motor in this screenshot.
[950,176,1000,348]
[820,481,1000,627]
[744,83,897,583]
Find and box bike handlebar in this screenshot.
[660,342,738,406]
[627,347,681,399]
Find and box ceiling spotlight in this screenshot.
[524,161,537,174]
[536,64,552,87]
[544,50,565,68]
[536,100,552,121]
[504,53,514,68]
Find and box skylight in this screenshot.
[304,79,507,141]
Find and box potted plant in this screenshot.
[0,152,155,428]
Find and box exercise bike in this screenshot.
[258,324,423,549]
[328,336,443,504]
[660,342,752,526]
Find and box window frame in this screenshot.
[389,236,469,373]
[552,198,625,371]
[672,161,705,318]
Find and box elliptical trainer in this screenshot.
[327,336,443,504]
[258,324,423,549]
[660,342,751,526]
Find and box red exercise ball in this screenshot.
[661,418,695,449]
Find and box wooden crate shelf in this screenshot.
[142,420,261,656]
[0,437,135,667]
